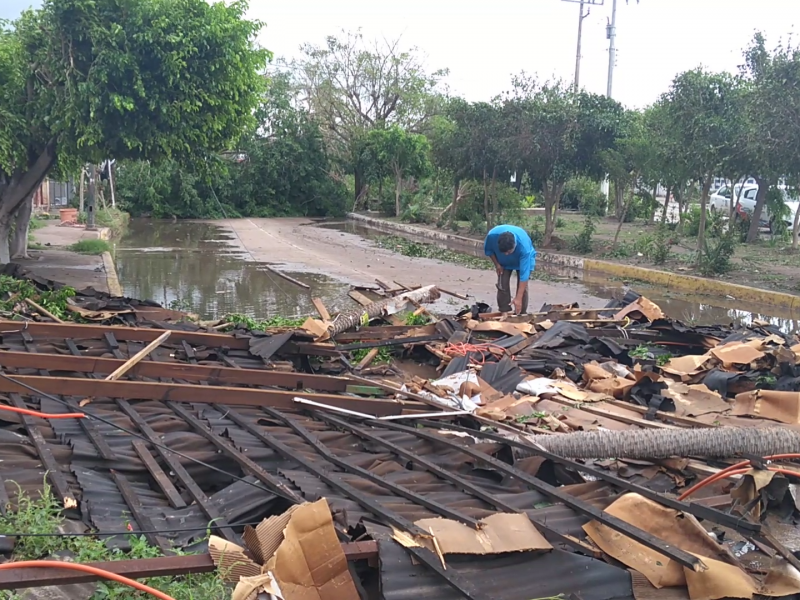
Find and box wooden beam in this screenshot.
[105,331,171,381]
[0,543,379,590]
[263,265,310,290]
[0,350,351,393]
[0,321,250,350]
[0,375,403,416]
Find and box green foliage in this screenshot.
[117,73,348,220]
[0,482,228,599]
[0,0,269,211]
[569,217,595,254]
[562,177,606,216]
[0,275,76,320]
[650,227,673,265]
[404,312,431,326]
[351,347,393,365]
[697,231,738,276]
[69,239,111,255]
[225,313,307,330]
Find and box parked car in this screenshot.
[708,185,799,229]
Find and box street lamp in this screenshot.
[561,0,604,92]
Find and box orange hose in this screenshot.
[0,561,175,600]
[0,405,84,419]
[443,342,509,365]
[678,456,800,501]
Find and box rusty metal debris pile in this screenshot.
[0,276,799,599]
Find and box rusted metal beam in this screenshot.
[0,543,379,589]
[8,393,77,510]
[109,471,171,554]
[421,420,760,536]
[0,350,352,393]
[0,375,403,416]
[21,333,117,461]
[167,402,303,504]
[220,405,490,600]
[116,400,239,543]
[258,407,481,527]
[0,321,251,350]
[315,413,598,556]
[131,440,186,509]
[368,418,706,572]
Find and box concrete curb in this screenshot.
[101,251,123,297]
[346,212,800,311]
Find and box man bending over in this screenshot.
[484,224,536,314]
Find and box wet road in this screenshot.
[113,218,800,332]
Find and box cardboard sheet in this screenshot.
[208,535,261,584]
[710,342,765,365]
[613,296,665,322]
[232,572,285,600]
[470,320,534,335]
[413,513,552,555]
[583,493,732,589]
[683,554,757,600]
[733,390,800,424]
[661,354,712,377]
[243,504,301,564]
[663,382,731,417]
[588,376,636,399]
[266,499,359,600]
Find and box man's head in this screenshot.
[498,231,516,255]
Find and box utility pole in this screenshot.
[562,0,602,92]
[606,0,617,97]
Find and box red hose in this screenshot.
[678,453,800,501]
[0,561,175,599]
[0,404,84,419]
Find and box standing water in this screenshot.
[114,219,354,320]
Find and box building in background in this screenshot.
[32,179,75,212]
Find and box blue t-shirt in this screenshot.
[484,225,536,282]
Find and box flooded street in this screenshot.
[113,218,800,332]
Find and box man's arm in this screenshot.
[484,234,503,275]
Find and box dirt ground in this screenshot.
[221,217,605,311]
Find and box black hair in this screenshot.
[498,231,516,253]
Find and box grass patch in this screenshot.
[0,482,229,600]
[351,347,393,364]
[69,239,112,255]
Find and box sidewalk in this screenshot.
[20,222,115,294]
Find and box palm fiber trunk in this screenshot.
[533,427,800,459]
[329,285,440,336]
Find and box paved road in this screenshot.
[219,217,604,312]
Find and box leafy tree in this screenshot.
[661,69,739,251]
[363,125,431,217]
[739,34,800,244]
[504,78,623,246]
[117,73,347,219]
[0,0,268,262]
[289,30,447,205]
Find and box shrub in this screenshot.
[697,231,737,276]
[569,217,596,254]
[562,177,606,217]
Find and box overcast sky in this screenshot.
[4,0,797,108]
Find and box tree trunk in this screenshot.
[746,176,769,243]
[394,169,402,218]
[695,173,712,253]
[614,180,625,220]
[483,168,491,227]
[660,185,672,226]
[490,167,498,225]
[543,181,563,247]
[11,194,34,259]
[613,184,636,248]
[353,167,366,211]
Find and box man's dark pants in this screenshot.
[497,269,529,314]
